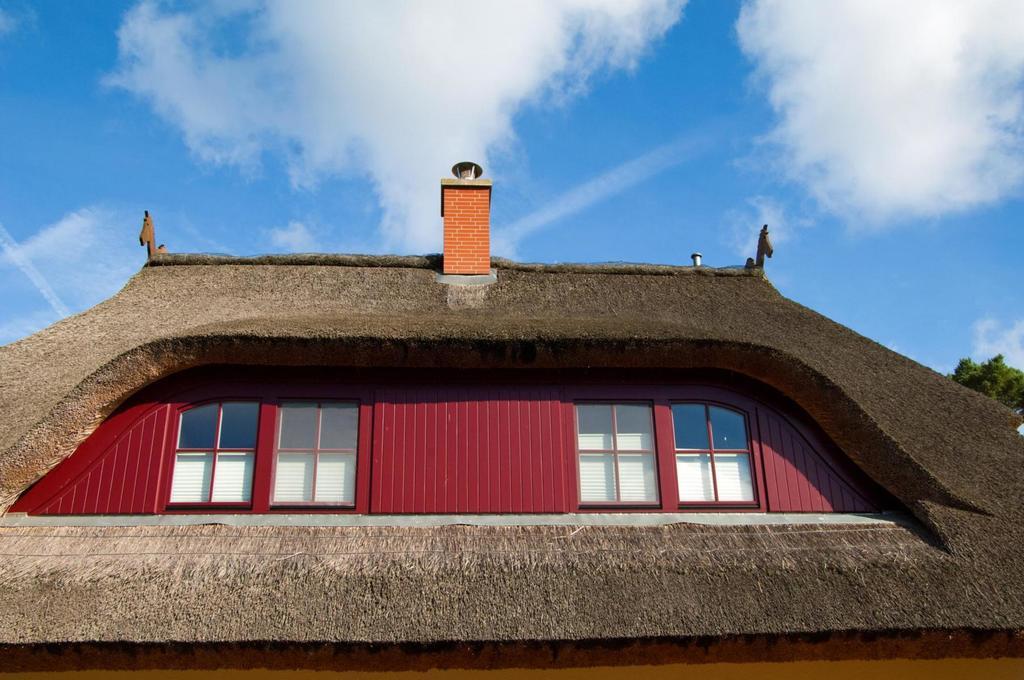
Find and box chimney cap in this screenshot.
[451,161,484,180]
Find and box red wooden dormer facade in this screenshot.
[11,367,891,516]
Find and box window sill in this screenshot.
[678,502,761,510]
[578,502,661,510]
[165,502,253,511]
[269,503,357,510]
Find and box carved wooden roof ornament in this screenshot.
[746,224,774,269]
[138,210,167,260]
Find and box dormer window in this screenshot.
[672,403,755,505]
[576,403,658,505]
[272,402,359,506]
[169,401,259,505]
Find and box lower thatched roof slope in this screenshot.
[0,521,1018,646]
[0,253,1022,644]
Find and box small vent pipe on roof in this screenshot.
[691,252,702,267]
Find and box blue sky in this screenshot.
[1,0,1023,374]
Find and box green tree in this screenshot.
[950,355,1024,414]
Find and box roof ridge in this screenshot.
[144,253,766,277]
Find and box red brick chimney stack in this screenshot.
[441,161,492,275]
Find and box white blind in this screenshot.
[617,453,657,502]
[579,453,616,501]
[614,404,653,451]
[714,453,754,501]
[315,453,356,503]
[576,404,613,450]
[578,433,612,450]
[615,432,652,450]
[210,452,253,502]
[170,452,212,503]
[676,453,714,502]
[274,452,314,502]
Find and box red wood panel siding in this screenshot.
[13,404,171,515]
[756,407,878,513]
[371,386,571,513]
[10,371,892,517]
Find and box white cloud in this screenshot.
[973,318,1024,369]
[0,309,59,346]
[723,195,809,260]
[737,0,1024,224]
[267,220,317,253]
[5,208,141,308]
[493,135,704,257]
[0,9,16,36]
[0,208,144,343]
[108,0,685,252]
[0,222,70,317]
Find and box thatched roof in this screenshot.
[0,522,995,640]
[0,521,1023,664]
[1,254,1023,655]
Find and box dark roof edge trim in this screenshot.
[144,253,764,277]
[1,630,1022,672]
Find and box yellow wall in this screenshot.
[5,659,1024,680]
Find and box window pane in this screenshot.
[219,402,259,449]
[577,404,613,450]
[178,404,218,449]
[617,453,657,502]
[676,453,715,502]
[579,453,616,501]
[672,404,710,450]
[170,452,212,502]
[274,452,314,502]
[319,403,358,450]
[211,452,254,502]
[615,404,653,450]
[279,403,318,449]
[315,453,356,504]
[710,406,747,450]
[714,453,754,502]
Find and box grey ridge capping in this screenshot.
[142,251,760,275]
[0,252,1022,651]
[0,511,906,528]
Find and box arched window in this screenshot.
[671,404,755,505]
[169,401,259,506]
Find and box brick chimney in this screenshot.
[441,161,492,275]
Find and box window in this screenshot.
[273,402,358,505]
[576,403,658,504]
[169,401,259,504]
[672,403,755,504]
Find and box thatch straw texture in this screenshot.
[0,521,1007,645]
[0,254,1022,646]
